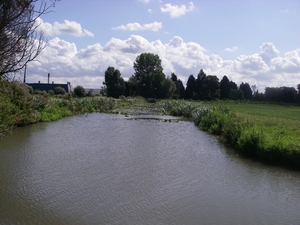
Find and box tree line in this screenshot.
[103,53,300,104]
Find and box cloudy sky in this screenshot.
[26,0,300,92]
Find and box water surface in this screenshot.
[0,113,299,224]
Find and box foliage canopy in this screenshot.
[130,53,166,98]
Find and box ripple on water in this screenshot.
[0,113,300,225]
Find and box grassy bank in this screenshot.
[0,80,151,139]
[158,100,300,170]
[0,80,118,138]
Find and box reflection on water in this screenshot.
[0,113,300,225]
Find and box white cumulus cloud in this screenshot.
[161,2,195,18]
[233,54,269,75]
[259,42,280,64]
[36,18,94,37]
[139,0,150,3]
[26,35,300,92]
[270,49,300,73]
[224,46,239,52]
[112,21,162,32]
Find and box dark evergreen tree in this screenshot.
[195,69,207,99]
[170,72,185,99]
[239,82,252,100]
[220,75,231,99]
[230,81,238,90]
[171,73,177,82]
[184,74,196,99]
[176,79,185,99]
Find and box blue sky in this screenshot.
[26,0,300,91]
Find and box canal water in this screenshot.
[0,113,299,225]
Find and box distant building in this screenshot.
[25,73,72,93]
[26,81,72,93]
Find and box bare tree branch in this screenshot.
[0,0,59,79]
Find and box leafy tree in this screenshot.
[54,86,66,95]
[73,85,85,98]
[230,89,244,100]
[0,0,58,79]
[265,87,297,103]
[161,77,177,99]
[239,82,252,100]
[104,66,125,98]
[281,87,297,103]
[253,91,265,102]
[201,75,220,100]
[130,53,166,98]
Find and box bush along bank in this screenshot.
[0,80,117,139]
[158,100,300,170]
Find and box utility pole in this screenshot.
[23,64,27,83]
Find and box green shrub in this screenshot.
[191,106,211,125]
[73,85,85,97]
[48,90,55,95]
[199,107,232,135]
[236,127,264,157]
[222,116,242,146]
[54,86,66,95]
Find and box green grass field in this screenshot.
[202,101,300,168]
[158,100,300,169]
[203,101,300,121]
[203,101,300,144]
